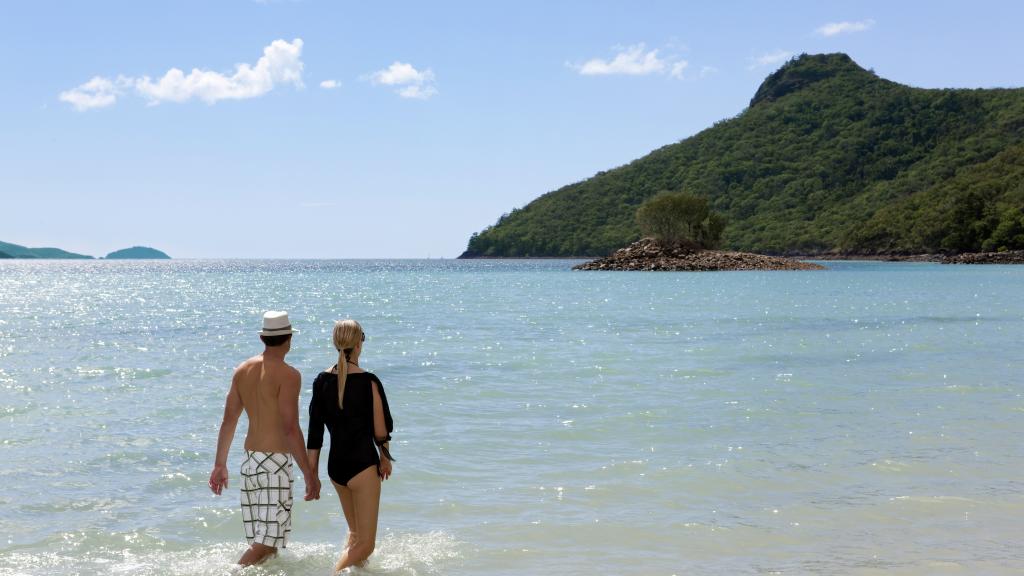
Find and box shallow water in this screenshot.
[0,259,1022,575]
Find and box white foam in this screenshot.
[0,532,462,576]
[371,531,462,575]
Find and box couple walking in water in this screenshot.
[208,311,394,571]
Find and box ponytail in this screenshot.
[331,319,364,410]
[337,347,348,409]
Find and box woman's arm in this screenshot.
[305,378,325,487]
[371,379,394,479]
[306,377,326,452]
[307,448,321,473]
[371,380,389,442]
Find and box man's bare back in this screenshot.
[235,354,300,453]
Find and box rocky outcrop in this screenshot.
[573,239,826,271]
[942,250,1024,264]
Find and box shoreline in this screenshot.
[463,250,1024,265]
[782,253,943,262]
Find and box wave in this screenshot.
[0,531,462,576]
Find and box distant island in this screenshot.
[0,240,92,259]
[105,246,171,259]
[0,240,170,260]
[461,52,1024,259]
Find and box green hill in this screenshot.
[0,240,93,259]
[461,53,1024,257]
[105,246,171,259]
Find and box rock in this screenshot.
[573,238,826,271]
[941,250,1024,265]
[786,253,943,262]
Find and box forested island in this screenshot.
[0,240,92,259]
[0,240,170,259]
[461,53,1024,258]
[105,246,171,259]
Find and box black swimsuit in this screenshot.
[307,370,394,486]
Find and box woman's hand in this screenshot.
[304,473,321,501]
[378,457,393,480]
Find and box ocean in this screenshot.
[0,259,1021,575]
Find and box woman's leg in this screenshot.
[334,482,357,551]
[333,466,382,572]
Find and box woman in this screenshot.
[307,319,394,572]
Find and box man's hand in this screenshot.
[305,474,321,501]
[209,464,229,495]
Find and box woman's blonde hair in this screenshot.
[332,319,364,409]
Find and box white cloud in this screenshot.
[60,39,304,110]
[397,84,438,99]
[699,65,719,78]
[578,44,666,76]
[319,79,341,89]
[670,60,689,79]
[816,19,875,37]
[369,62,438,99]
[135,39,304,104]
[575,44,692,80]
[371,62,434,86]
[58,75,123,111]
[748,50,793,70]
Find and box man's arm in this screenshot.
[279,368,320,500]
[209,368,244,495]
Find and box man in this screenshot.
[208,310,321,566]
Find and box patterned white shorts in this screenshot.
[240,451,293,548]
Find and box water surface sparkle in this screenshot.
[1,259,1022,575]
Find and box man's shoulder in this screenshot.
[277,362,301,386]
[235,355,263,372]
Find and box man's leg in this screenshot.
[238,543,277,566]
[238,452,291,567]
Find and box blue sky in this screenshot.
[3,0,1023,258]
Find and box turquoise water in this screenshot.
[0,259,1022,575]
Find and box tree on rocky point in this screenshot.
[635,191,726,249]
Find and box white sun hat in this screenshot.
[259,310,298,336]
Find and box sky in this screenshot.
[2,0,1023,258]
